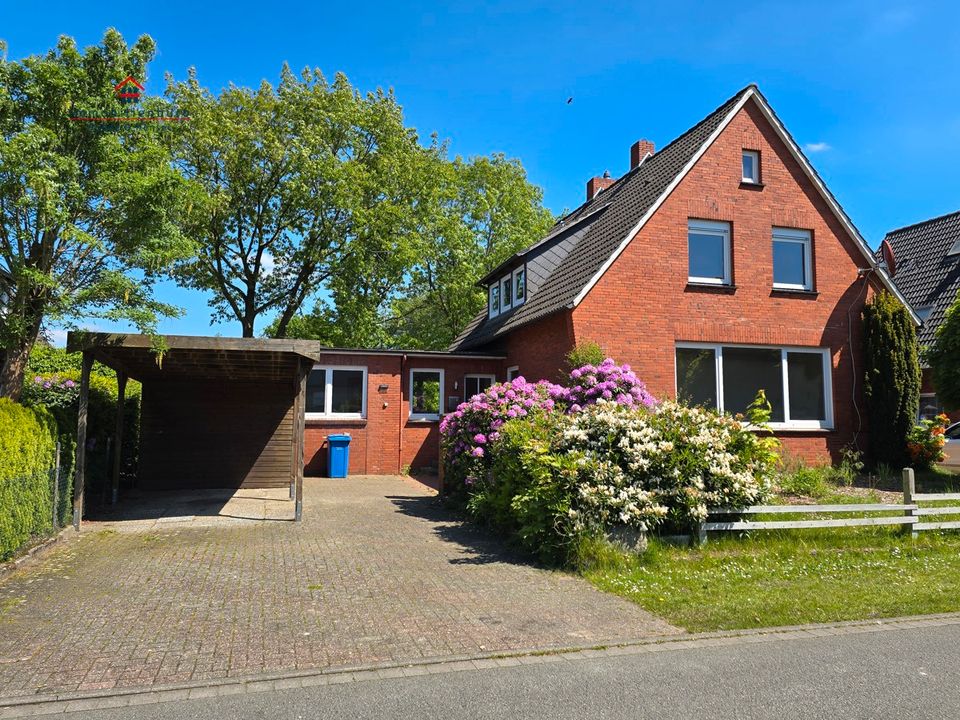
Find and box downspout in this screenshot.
[399,354,406,475]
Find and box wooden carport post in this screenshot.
[294,358,309,522]
[111,372,127,505]
[73,351,93,531]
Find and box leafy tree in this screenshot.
[388,155,554,349]
[0,30,188,399]
[926,291,960,411]
[862,291,921,467]
[169,67,441,338]
[276,154,553,349]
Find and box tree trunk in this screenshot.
[0,324,41,401]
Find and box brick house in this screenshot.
[448,84,916,464]
[882,211,960,421]
[70,84,920,498]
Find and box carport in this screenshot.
[66,332,323,527]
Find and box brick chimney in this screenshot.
[586,170,616,201]
[630,139,656,169]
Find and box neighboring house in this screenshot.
[451,84,916,463]
[882,211,960,420]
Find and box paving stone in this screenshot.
[0,476,677,698]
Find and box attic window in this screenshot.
[513,266,526,306]
[488,284,500,318]
[916,306,933,324]
[501,274,513,311]
[742,150,760,184]
[949,238,960,256]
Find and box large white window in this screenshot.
[464,374,495,400]
[306,366,367,419]
[742,150,760,184]
[513,266,526,306]
[688,219,731,285]
[772,228,813,291]
[488,284,501,318]
[410,368,444,421]
[675,344,833,429]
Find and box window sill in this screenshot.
[771,287,818,298]
[739,181,764,190]
[407,417,440,424]
[767,426,834,434]
[686,282,737,294]
[305,417,367,427]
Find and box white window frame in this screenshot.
[687,219,732,285]
[506,365,520,381]
[742,150,760,184]
[500,274,513,311]
[305,365,368,420]
[488,284,500,318]
[409,368,445,421]
[512,266,526,306]
[674,342,834,430]
[464,373,496,400]
[772,227,813,291]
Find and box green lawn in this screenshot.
[582,529,960,632]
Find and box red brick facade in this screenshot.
[304,353,501,476]
[302,95,897,476]
[571,101,882,463]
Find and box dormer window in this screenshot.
[488,284,500,318]
[501,274,513,311]
[742,150,760,184]
[513,266,526,306]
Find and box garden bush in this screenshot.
[21,370,141,511]
[907,413,949,470]
[0,399,58,560]
[563,358,657,411]
[445,388,778,563]
[561,399,776,531]
[467,411,582,564]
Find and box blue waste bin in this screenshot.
[327,434,351,478]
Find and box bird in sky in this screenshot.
[566,96,573,104]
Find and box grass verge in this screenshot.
[578,528,960,632]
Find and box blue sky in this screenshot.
[3,0,959,341]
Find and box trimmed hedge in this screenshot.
[0,399,58,560]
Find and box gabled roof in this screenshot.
[883,210,960,346]
[450,84,917,352]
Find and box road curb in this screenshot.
[3,611,960,717]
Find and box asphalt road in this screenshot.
[45,624,960,719]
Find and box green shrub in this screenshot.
[27,344,115,378]
[21,371,141,509]
[565,340,605,370]
[863,291,921,467]
[926,294,960,411]
[468,411,582,564]
[907,414,949,470]
[0,399,58,560]
[777,465,832,498]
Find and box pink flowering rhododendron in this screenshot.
[561,358,656,410]
[441,376,567,486]
[441,359,658,490]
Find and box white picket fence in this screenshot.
[696,468,960,543]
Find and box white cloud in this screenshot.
[805,142,832,153]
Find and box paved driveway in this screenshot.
[0,476,677,699]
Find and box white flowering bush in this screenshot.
[562,399,777,529]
